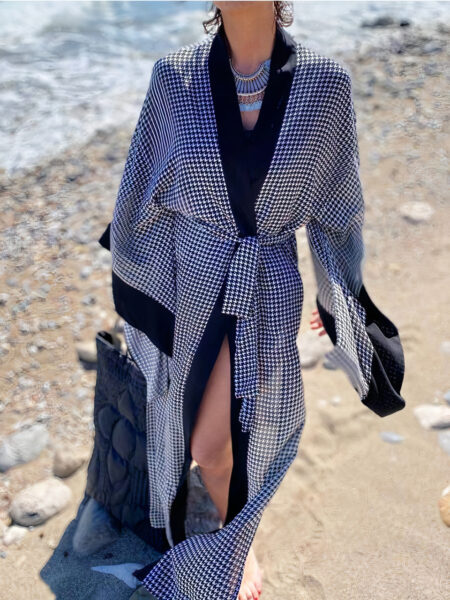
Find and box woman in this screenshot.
[98,1,405,599]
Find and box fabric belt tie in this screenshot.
[189,217,295,433]
[220,229,294,432]
[221,235,259,320]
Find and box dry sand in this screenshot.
[0,20,449,600]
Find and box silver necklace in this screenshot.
[229,57,271,112]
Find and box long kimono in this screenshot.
[99,22,405,600]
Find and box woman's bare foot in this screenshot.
[238,544,263,600]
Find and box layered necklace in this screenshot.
[229,56,271,112]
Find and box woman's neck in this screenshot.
[219,14,277,76]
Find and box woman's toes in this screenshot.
[238,585,253,600]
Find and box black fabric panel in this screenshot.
[98,222,111,250]
[210,21,297,237]
[135,277,248,582]
[316,284,406,417]
[112,270,175,358]
[98,222,175,357]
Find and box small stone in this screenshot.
[185,465,221,538]
[361,15,396,28]
[380,431,404,443]
[9,477,72,526]
[398,201,434,223]
[81,294,96,306]
[298,330,332,368]
[76,341,97,364]
[438,490,450,527]
[441,341,450,355]
[2,524,28,546]
[15,554,26,567]
[72,497,120,556]
[413,404,450,429]
[438,430,450,456]
[0,423,49,472]
[422,41,443,54]
[79,266,93,279]
[53,445,90,478]
[443,390,450,406]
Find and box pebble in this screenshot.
[441,341,450,355]
[76,340,97,364]
[53,445,90,478]
[380,431,404,443]
[413,404,450,429]
[437,430,450,456]
[18,375,35,390]
[81,294,96,306]
[438,488,450,527]
[398,201,434,223]
[298,329,332,368]
[330,395,341,406]
[9,477,72,526]
[72,497,120,556]
[0,423,49,472]
[443,390,450,406]
[2,525,28,546]
[361,15,397,28]
[422,41,443,54]
[79,265,93,279]
[185,465,221,538]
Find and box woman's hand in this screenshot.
[310,309,327,336]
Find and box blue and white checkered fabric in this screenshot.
[111,29,374,600]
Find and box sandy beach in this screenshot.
[0,19,449,600]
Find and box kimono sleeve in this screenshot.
[98,56,169,251]
[306,72,405,416]
[98,57,178,339]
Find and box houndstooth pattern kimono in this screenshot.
[104,26,405,600]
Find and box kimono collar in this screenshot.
[207,22,298,236]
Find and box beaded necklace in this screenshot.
[229,56,271,112]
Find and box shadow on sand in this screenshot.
[40,496,160,600]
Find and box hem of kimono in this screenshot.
[134,278,250,585]
[316,284,406,417]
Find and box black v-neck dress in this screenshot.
[126,23,299,576]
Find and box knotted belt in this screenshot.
[191,217,295,433]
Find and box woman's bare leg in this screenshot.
[190,333,263,600]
